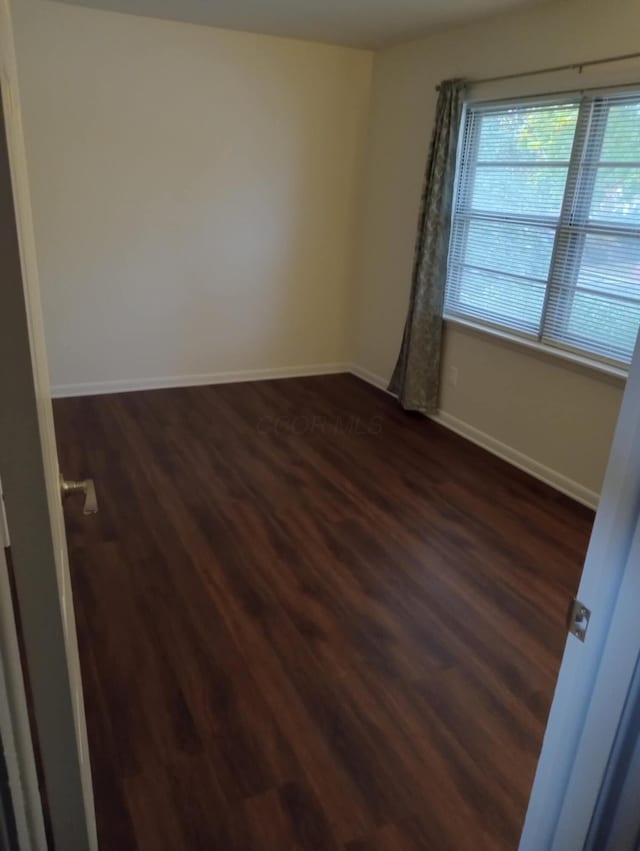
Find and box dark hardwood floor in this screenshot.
[53,374,594,851]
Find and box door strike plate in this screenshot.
[567,597,591,642]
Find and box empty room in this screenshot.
[1,0,640,849]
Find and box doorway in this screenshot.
[1,1,639,846]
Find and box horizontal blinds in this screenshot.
[446,100,580,336]
[542,94,640,365]
[445,92,640,366]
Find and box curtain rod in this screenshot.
[465,78,640,106]
[435,50,640,90]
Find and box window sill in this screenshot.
[443,316,628,385]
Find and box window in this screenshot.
[445,92,640,368]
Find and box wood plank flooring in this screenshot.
[53,374,594,851]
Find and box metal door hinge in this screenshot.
[567,597,591,642]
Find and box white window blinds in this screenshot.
[445,92,640,368]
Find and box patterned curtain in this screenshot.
[389,79,466,413]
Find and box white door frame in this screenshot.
[0,522,47,851]
[0,1,97,847]
[520,332,640,850]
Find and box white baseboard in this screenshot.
[348,363,393,394]
[51,362,349,399]
[348,362,599,510]
[429,410,599,509]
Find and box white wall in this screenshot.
[351,0,640,502]
[10,0,372,393]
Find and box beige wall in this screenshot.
[350,0,640,501]
[10,0,372,393]
[11,0,635,500]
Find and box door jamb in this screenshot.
[521,335,640,849]
[0,522,47,851]
[0,2,97,848]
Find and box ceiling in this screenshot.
[57,0,551,48]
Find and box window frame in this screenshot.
[444,91,640,373]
